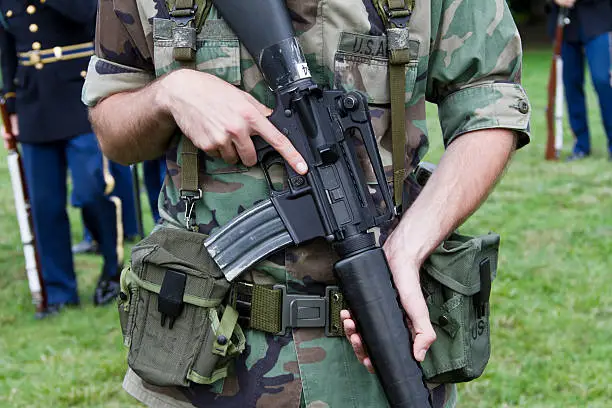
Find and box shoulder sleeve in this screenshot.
[82,0,155,107]
[0,27,17,113]
[426,0,531,148]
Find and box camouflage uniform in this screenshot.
[83,0,530,406]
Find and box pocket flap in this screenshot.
[422,232,500,296]
[130,227,230,307]
[126,268,225,308]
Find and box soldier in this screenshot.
[548,0,612,161]
[84,0,530,406]
[0,0,123,318]
[72,161,141,254]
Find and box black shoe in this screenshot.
[93,277,121,306]
[566,151,589,162]
[72,239,99,254]
[34,302,80,320]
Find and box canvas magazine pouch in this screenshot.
[420,231,500,383]
[117,225,245,387]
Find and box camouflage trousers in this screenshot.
[122,329,458,408]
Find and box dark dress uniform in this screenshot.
[0,0,125,316]
[143,157,167,223]
[549,0,612,159]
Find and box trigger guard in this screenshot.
[260,153,289,193]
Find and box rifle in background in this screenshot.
[131,163,145,239]
[546,7,570,160]
[0,99,47,313]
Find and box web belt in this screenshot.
[18,41,94,67]
[229,282,346,337]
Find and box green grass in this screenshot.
[1,49,611,407]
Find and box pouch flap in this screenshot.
[127,268,225,308]
[129,227,230,307]
[422,232,500,296]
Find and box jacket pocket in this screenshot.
[333,32,419,187]
[152,17,241,87]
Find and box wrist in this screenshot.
[154,69,190,120]
[385,216,444,272]
[384,229,423,273]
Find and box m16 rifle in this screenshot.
[204,1,432,406]
[546,7,570,160]
[0,100,47,314]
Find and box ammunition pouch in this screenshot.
[420,231,500,383]
[117,225,245,387]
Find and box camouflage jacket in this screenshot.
[83,0,530,407]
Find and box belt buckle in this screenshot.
[29,51,41,64]
[273,284,338,336]
[233,281,254,327]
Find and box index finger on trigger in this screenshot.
[252,115,308,175]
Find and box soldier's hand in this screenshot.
[554,0,575,8]
[341,309,375,374]
[2,114,18,149]
[383,236,436,363]
[340,257,436,374]
[159,69,307,174]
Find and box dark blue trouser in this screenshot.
[562,31,612,155]
[143,157,166,223]
[21,133,120,305]
[80,161,139,241]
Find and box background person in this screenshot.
[0,0,123,318]
[549,0,612,160]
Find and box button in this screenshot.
[26,5,36,14]
[216,335,227,346]
[438,315,449,327]
[34,62,43,70]
[80,70,87,78]
[53,46,62,59]
[29,23,38,32]
[40,0,46,3]
[32,41,41,50]
[5,10,12,17]
[518,100,529,114]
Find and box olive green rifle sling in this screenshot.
[372,0,415,211]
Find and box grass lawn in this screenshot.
[1,49,611,407]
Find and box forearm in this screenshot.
[387,128,516,268]
[89,77,176,165]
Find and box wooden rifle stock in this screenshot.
[0,101,47,313]
[546,7,569,160]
